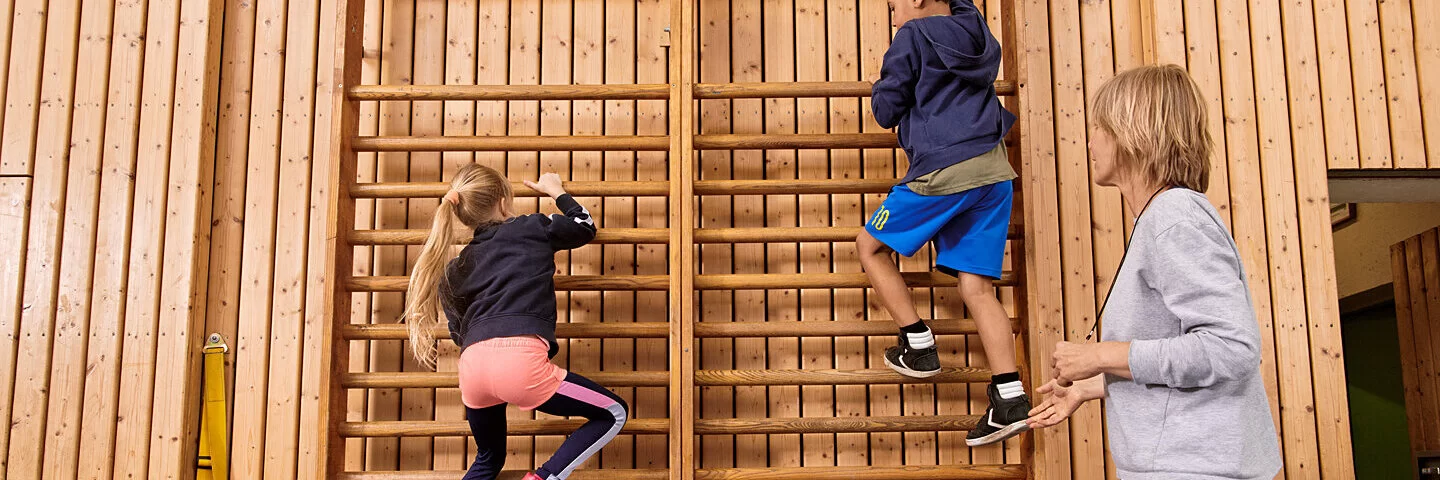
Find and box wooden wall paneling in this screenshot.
[572,0,607,469]
[857,0,900,469]
[1018,0,1067,477]
[1281,0,1355,475]
[1049,0,1102,477]
[1344,0,1393,169]
[111,1,181,476]
[1215,2,1287,474]
[535,0,574,467]
[1150,0,1185,64]
[1181,0,1234,229]
[634,0,668,469]
[600,0,639,469]
[1390,243,1428,452]
[1414,0,1440,167]
[347,0,386,468]
[728,0,767,469]
[42,0,113,476]
[1419,232,1440,449]
[795,0,836,468]
[434,0,476,470]
[75,2,147,476]
[299,1,339,477]
[1404,235,1439,450]
[825,0,867,470]
[264,0,322,476]
[0,0,46,175]
[7,0,80,473]
[1248,1,1323,478]
[697,0,734,471]
[1376,0,1426,168]
[204,0,258,452]
[762,0,801,468]
[0,0,17,160]
[1310,0,1360,169]
[0,177,29,480]
[231,0,287,473]
[507,0,540,467]
[400,0,444,468]
[148,0,223,474]
[368,0,414,469]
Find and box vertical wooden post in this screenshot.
[999,0,1032,477]
[318,0,364,477]
[667,1,697,479]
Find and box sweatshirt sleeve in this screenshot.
[871,26,919,129]
[1127,221,1263,389]
[545,194,597,250]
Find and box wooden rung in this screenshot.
[342,371,669,388]
[695,465,1027,480]
[340,368,986,389]
[694,368,989,386]
[693,272,1014,290]
[351,135,671,152]
[348,84,672,101]
[338,418,670,437]
[339,465,1023,480]
[345,275,669,292]
[693,319,1020,337]
[349,227,671,246]
[692,80,1017,98]
[693,133,896,150]
[342,322,671,340]
[350,180,670,199]
[338,470,670,480]
[693,178,895,195]
[695,414,979,435]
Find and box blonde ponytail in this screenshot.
[400,164,513,370]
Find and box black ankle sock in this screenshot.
[991,372,1020,384]
[899,321,931,334]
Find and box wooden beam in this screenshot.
[693,133,894,150]
[344,275,670,292]
[350,180,670,198]
[348,83,672,101]
[337,465,1025,480]
[351,135,671,152]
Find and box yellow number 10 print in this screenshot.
[869,207,891,231]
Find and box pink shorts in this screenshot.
[458,336,567,410]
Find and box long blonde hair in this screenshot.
[1092,64,1213,192]
[402,164,513,369]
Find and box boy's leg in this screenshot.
[957,272,1017,376]
[856,231,923,328]
[464,404,509,480]
[862,186,960,378]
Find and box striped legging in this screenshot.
[464,372,628,480]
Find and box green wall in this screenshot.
[1341,301,1413,480]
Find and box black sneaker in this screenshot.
[965,383,1031,446]
[882,333,941,378]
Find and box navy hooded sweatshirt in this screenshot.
[441,194,596,358]
[872,1,1016,185]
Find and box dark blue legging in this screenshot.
[464,372,628,480]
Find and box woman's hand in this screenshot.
[1052,341,1131,386]
[524,172,567,198]
[1027,376,1103,429]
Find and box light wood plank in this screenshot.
[1419,231,1440,450]
[1377,0,1426,168]
[1310,0,1360,168]
[8,0,80,476]
[1345,0,1394,168]
[1182,0,1234,229]
[0,0,17,169]
[697,0,735,471]
[633,0,670,470]
[1404,235,1438,451]
[261,0,322,476]
[41,0,112,476]
[74,2,147,476]
[505,0,540,468]
[572,0,610,470]
[1282,0,1356,476]
[600,0,640,470]
[1415,0,1440,167]
[761,0,802,470]
[111,2,182,477]
[669,0,699,477]
[0,0,46,175]
[729,0,768,468]
[345,0,384,469]
[0,178,29,480]
[1391,244,1427,451]
[228,0,287,474]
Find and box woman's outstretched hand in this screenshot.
[524,172,567,198]
[1027,376,1102,429]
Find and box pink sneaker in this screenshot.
[522,473,544,480]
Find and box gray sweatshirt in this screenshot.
[1100,188,1282,480]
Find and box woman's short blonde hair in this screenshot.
[1092,64,1213,192]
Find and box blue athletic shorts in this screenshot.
[863,181,1012,279]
